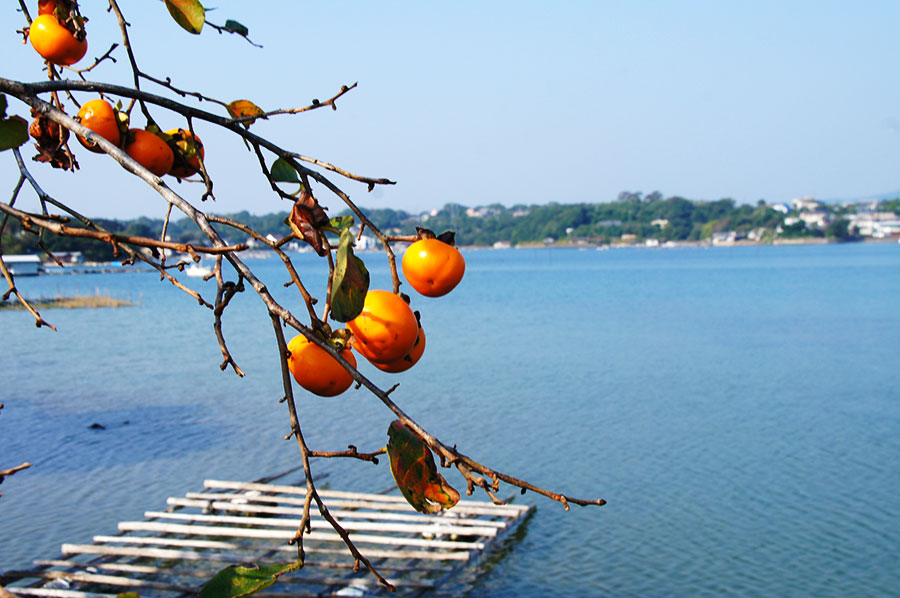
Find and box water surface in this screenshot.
[2,242,899,597]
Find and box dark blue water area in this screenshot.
[2,242,899,596]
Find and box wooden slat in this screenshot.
[117,521,485,550]
[3,567,433,591]
[64,541,473,562]
[143,510,499,537]
[168,497,508,527]
[34,557,451,577]
[1,589,118,598]
[93,535,238,550]
[203,480,529,513]
[1,570,195,593]
[186,491,523,518]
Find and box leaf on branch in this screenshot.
[328,216,355,234]
[116,593,140,598]
[165,0,205,34]
[286,191,329,256]
[387,420,460,514]
[198,562,300,598]
[330,228,370,322]
[0,94,8,118]
[227,99,265,128]
[224,19,249,36]
[271,157,300,183]
[0,115,29,152]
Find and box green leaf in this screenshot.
[271,158,299,183]
[330,229,370,322]
[165,0,205,34]
[198,562,299,598]
[117,594,140,598]
[328,216,355,233]
[0,115,29,152]
[386,420,460,514]
[224,19,249,36]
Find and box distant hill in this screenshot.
[3,194,898,260]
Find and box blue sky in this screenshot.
[3,1,900,219]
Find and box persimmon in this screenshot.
[402,237,466,297]
[29,14,87,66]
[287,334,357,397]
[165,128,205,178]
[373,325,426,373]
[347,290,418,364]
[75,99,121,153]
[124,129,174,177]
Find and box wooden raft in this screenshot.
[2,478,534,597]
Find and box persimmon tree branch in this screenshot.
[2,6,607,590]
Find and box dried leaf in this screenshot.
[387,420,460,514]
[0,115,29,152]
[28,111,76,171]
[198,562,299,598]
[330,228,370,322]
[286,191,329,256]
[227,99,265,128]
[164,0,205,34]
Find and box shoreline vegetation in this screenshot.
[2,194,898,262]
[0,292,135,310]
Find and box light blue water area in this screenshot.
[2,242,899,596]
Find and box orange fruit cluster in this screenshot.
[287,235,465,397]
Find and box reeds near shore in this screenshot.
[0,291,136,310]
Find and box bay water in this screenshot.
[1,242,898,597]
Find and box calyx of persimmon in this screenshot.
[414,226,457,246]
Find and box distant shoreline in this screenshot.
[492,235,899,251]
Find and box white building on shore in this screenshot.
[1,254,42,276]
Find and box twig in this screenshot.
[308,446,386,464]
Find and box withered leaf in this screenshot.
[29,111,77,171]
[227,99,265,128]
[387,420,460,514]
[286,191,329,256]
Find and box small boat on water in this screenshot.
[185,262,213,278]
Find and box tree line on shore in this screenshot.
[4,193,899,262]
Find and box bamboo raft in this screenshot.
[1,475,534,597]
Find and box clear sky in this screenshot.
[4,1,900,219]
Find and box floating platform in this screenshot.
[1,475,534,597]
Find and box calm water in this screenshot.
[1,242,899,597]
